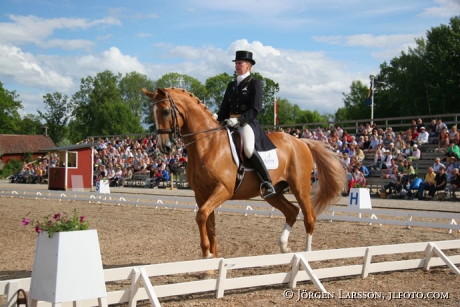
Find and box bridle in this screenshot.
[152,89,183,143]
[152,88,226,148]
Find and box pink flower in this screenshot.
[22,218,30,226]
[53,213,61,220]
[80,216,86,223]
[35,226,42,233]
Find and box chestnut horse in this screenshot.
[143,88,346,258]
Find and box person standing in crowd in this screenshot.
[214,50,276,199]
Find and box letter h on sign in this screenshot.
[349,192,359,205]
[348,188,372,210]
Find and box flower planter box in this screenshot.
[30,229,107,304]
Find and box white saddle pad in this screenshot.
[226,128,279,170]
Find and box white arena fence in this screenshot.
[1,240,460,307]
[2,188,460,234]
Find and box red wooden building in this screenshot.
[0,134,56,166]
[41,144,94,191]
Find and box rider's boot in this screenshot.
[249,150,277,199]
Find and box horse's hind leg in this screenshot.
[265,193,300,253]
[289,184,316,251]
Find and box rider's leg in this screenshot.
[239,125,276,199]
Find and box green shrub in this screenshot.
[1,158,23,178]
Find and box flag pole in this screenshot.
[370,75,374,125]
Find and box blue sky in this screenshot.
[1,0,459,117]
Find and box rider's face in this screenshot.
[235,60,251,76]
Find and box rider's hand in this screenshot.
[227,118,239,127]
[212,113,218,120]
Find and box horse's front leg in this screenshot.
[207,211,217,257]
[195,188,231,259]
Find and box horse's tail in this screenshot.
[300,139,347,214]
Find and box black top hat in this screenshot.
[233,50,256,65]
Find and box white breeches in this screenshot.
[237,124,255,158]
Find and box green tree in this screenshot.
[119,72,155,124]
[275,98,298,125]
[425,16,460,113]
[18,114,43,135]
[297,109,330,126]
[0,82,23,134]
[341,17,460,119]
[252,72,280,125]
[70,70,143,142]
[375,39,430,117]
[1,158,23,178]
[205,73,233,111]
[156,72,208,101]
[152,73,209,130]
[38,92,73,144]
[335,80,370,121]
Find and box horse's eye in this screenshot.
[162,108,170,117]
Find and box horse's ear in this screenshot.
[142,88,155,98]
[156,88,167,97]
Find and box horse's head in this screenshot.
[143,88,184,154]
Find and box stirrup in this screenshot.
[260,182,276,199]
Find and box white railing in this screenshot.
[2,188,460,233]
[1,240,459,307]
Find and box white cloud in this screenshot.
[312,32,424,63]
[189,0,303,15]
[0,44,74,91]
[2,38,358,115]
[0,45,148,117]
[132,13,159,19]
[0,15,121,46]
[147,39,360,113]
[313,33,423,49]
[419,0,460,17]
[137,33,153,38]
[97,34,113,41]
[76,47,146,75]
[38,39,95,51]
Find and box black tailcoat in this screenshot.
[217,75,276,152]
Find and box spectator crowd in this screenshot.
[8,118,460,199]
[10,135,188,189]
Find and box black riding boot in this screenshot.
[249,150,277,199]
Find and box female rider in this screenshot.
[214,50,276,199]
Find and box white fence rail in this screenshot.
[2,188,460,233]
[1,240,459,307]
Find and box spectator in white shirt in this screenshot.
[417,126,430,145]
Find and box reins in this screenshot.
[181,126,227,148]
[153,88,227,148]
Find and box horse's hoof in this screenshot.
[200,270,215,280]
[280,246,291,253]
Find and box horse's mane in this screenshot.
[165,87,216,121]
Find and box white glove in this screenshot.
[227,118,239,127]
[212,113,218,120]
